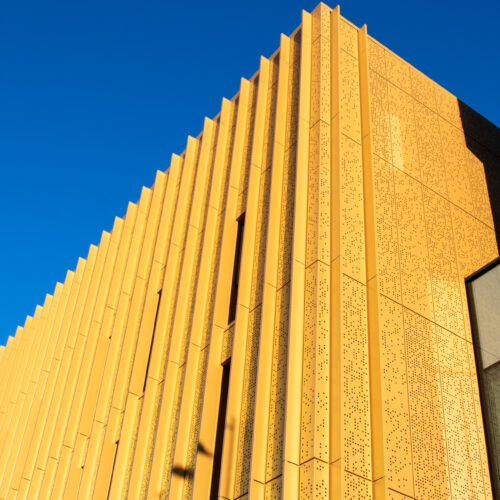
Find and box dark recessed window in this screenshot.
[210,360,231,500]
[227,214,245,325]
[467,258,500,496]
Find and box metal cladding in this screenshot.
[0,3,499,498]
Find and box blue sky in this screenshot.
[1,0,499,345]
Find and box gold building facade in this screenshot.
[1,3,500,498]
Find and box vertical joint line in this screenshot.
[143,289,163,393]
[357,25,385,487]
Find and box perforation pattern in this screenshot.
[277,143,296,289]
[342,469,372,499]
[238,80,258,210]
[266,284,289,480]
[440,117,474,214]
[339,50,361,144]
[250,165,273,311]
[341,275,371,479]
[423,187,465,338]
[183,345,209,500]
[284,33,300,151]
[385,49,411,95]
[299,459,328,499]
[378,295,413,496]
[301,262,329,463]
[465,146,495,228]
[264,476,282,499]
[311,2,330,42]
[339,19,358,58]
[410,66,437,112]
[404,309,449,499]
[220,119,238,215]
[372,155,401,302]
[310,32,330,126]
[451,205,498,279]
[387,82,420,180]
[387,489,412,500]
[414,101,448,198]
[369,69,392,163]
[201,211,226,348]
[367,37,386,78]
[234,305,262,498]
[306,121,330,266]
[262,61,279,171]
[139,380,163,499]
[161,366,185,497]
[340,135,365,283]
[221,324,235,365]
[394,171,433,320]
[435,84,462,128]
[437,328,484,499]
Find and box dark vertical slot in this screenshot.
[228,214,245,324]
[143,289,162,393]
[209,361,231,500]
[107,440,120,499]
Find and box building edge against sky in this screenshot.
[1,2,500,498]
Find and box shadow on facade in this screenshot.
[460,99,500,500]
[171,441,212,479]
[459,100,500,250]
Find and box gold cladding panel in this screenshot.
[367,37,386,79]
[435,84,462,129]
[250,165,273,311]
[339,19,358,59]
[385,50,412,96]
[414,100,448,198]
[410,66,438,112]
[341,275,371,479]
[266,283,290,481]
[264,475,283,499]
[342,468,373,499]
[339,50,361,144]
[234,305,262,498]
[183,345,210,500]
[284,34,300,152]
[299,458,328,498]
[387,82,421,181]
[437,327,485,498]
[276,142,296,289]
[369,69,392,163]
[404,308,450,499]
[378,295,413,497]
[301,262,330,464]
[394,170,434,320]
[340,134,365,282]
[310,33,330,126]
[423,187,466,338]
[306,121,331,266]
[372,155,401,302]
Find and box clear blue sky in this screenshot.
[1,0,499,345]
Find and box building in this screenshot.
[1,3,500,498]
